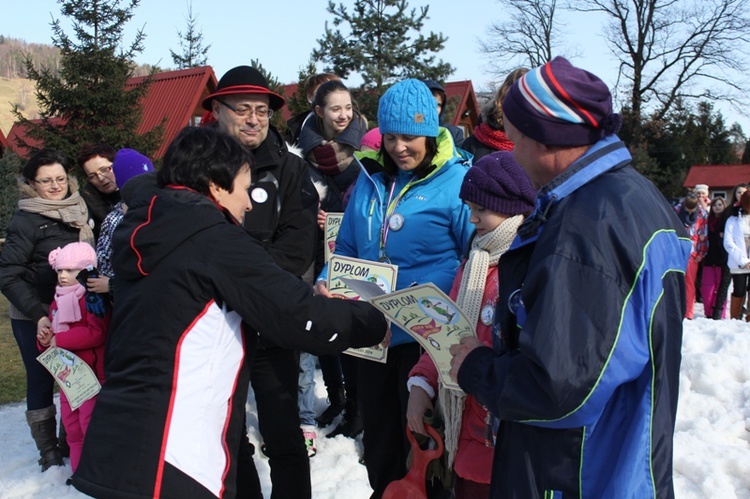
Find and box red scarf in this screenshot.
[472,124,514,151]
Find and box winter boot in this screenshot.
[26,405,63,472]
[58,419,70,458]
[730,296,744,320]
[315,385,345,428]
[326,397,363,439]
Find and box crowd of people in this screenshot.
[0,55,710,499]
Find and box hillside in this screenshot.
[0,77,39,136]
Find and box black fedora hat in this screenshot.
[202,65,286,111]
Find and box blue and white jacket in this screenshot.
[457,136,691,498]
[318,128,474,347]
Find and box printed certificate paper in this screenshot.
[328,255,398,363]
[37,347,101,410]
[324,212,344,262]
[370,284,476,390]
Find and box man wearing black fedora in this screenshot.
[203,65,318,499]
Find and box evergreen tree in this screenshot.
[313,0,454,120]
[0,152,23,238]
[743,140,750,164]
[11,0,164,167]
[170,1,210,69]
[642,99,738,197]
[249,58,287,132]
[288,60,318,118]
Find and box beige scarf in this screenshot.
[17,189,94,245]
[437,214,524,469]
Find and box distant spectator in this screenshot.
[421,79,466,147]
[702,197,728,319]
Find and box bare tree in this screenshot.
[479,0,567,77]
[572,0,750,145]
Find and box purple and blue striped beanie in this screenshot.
[502,56,621,146]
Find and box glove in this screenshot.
[77,267,108,318]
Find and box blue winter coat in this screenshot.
[319,128,474,347]
[457,137,691,498]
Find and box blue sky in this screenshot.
[2,0,747,133]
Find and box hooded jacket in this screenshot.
[318,128,474,347]
[72,186,385,499]
[457,137,691,498]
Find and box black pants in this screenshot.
[319,352,359,401]
[359,342,421,499]
[250,344,309,499]
[12,319,55,410]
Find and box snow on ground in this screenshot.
[1,305,750,498]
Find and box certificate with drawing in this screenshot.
[324,212,344,262]
[37,347,101,410]
[328,255,398,363]
[369,284,476,390]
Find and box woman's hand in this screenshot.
[313,280,333,298]
[317,209,327,231]
[87,276,110,294]
[37,325,53,347]
[406,385,434,435]
[37,316,52,338]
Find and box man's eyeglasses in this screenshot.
[217,99,273,119]
[34,176,68,187]
[87,165,113,180]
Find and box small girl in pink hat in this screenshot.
[37,242,110,473]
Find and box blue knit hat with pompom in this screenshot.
[377,79,439,138]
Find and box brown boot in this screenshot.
[730,296,744,320]
[25,405,63,471]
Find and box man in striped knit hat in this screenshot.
[449,56,690,498]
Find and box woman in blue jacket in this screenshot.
[316,79,473,497]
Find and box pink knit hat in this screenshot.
[48,242,97,271]
[360,127,382,151]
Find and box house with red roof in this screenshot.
[6,66,217,160]
[683,164,750,199]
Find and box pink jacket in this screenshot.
[409,264,498,484]
[39,295,110,383]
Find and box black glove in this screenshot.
[77,267,108,318]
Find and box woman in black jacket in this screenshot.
[0,148,94,471]
[72,127,386,499]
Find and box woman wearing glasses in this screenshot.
[0,148,94,472]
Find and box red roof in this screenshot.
[7,66,218,159]
[279,83,299,123]
[443,81,479,128]
[683,164,750,191]
[6,118,62,158]
[125,66,217,158]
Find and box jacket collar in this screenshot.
[250,125,290,171]
[513,136,632,249]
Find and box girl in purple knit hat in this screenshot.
[406,151,536,498]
